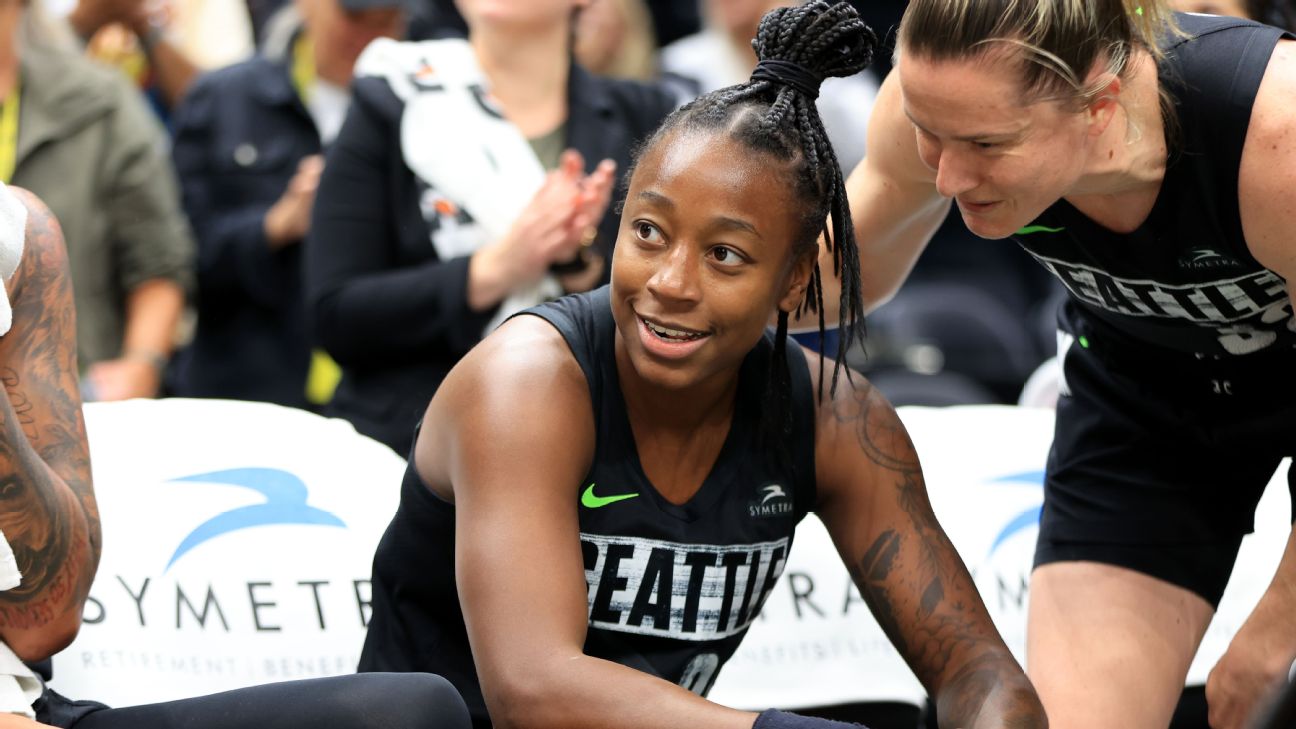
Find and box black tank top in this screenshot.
[359,287,819,726]
[1014,13,1295,357]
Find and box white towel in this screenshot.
[0,529,39,718]
[355,39,561,334]
[0,645,39,719]
[0,182,26,337]
[0,530,17,593]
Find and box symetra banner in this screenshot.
[709,406,1291,709]
[48,402,1289,710]
[48,399,405,706]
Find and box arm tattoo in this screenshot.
[834,383,1042,725]
[0,198,98,634]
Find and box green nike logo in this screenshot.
[581,483,639,508]
[1015,224,1066,235]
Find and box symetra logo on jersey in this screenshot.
[748,483,793,519]
[1177,248,1242,271]
[581,534,789,642]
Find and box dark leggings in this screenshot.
[36,672,471,729]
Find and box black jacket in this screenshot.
[304,62,676,453]
[171,55,319,408]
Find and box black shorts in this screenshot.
[1034,315,1296,607]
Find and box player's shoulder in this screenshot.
[799,343,914,474]
[440,314,589,423]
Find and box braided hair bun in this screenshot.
[751,1,877,98]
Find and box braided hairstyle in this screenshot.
[630,1,875,455]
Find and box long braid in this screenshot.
[625,1,875,465]
[752,2,872,403]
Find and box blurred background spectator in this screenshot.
[57,0,253,114]
[573,0,658,81]
[645,0,699,45]
[303,0,676,453]
[7,0,195,401]
[168,0,404,408]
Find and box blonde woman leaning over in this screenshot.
[840,0,1296,727]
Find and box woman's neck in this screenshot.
[615,341,741,505]
[472,26,570,138]
[614,337,740,436]
[1066,52,1168,229]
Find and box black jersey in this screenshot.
[359,287,819,727]
[1013,13,1295,357]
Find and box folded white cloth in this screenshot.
[356,39,561,335]
[0,529,38,718]
[0,529,18,593]
[0,645,39,718]
[0,182,26,337]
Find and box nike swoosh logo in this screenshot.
[581,483,638,508]
[1015,225,1066,235]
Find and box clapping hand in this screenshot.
[469,150,617,307]
[264,155,325,249]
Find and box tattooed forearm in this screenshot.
[819,370,1045,726]
[1,370,37,446]
[937,650,1047,729]
[0,191,98,642]
[834,382,1035,726]
[855,529,909,656]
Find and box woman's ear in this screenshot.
[1085,73,1123,138]
[777,243,818,314]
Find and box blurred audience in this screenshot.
[645,0,700,46]
[7,0,194,401]
[246,0,288,44]
[409,0,464,38]
[573,0,657,81]
[169,0,404,408]
[303,0,676,453]
[65,0,252,111]
[660,0,876,171]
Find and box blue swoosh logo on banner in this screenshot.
[985,470,1045,558]
[166,468,345,570]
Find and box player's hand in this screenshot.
[1207,620,1295,729]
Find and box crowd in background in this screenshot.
[9,0,1294,445]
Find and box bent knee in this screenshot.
[349,673,471,729]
